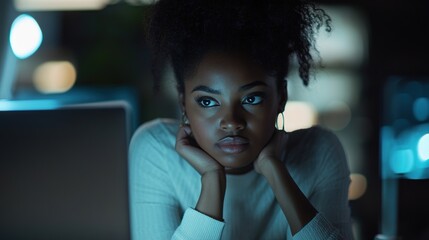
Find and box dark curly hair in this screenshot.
[146,0,331,94]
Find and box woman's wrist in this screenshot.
[258,156,283,179]
[201,168,226,191]
[196,169,226,221]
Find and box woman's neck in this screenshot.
[225,163,254,175]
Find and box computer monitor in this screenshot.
[0,102,131,240]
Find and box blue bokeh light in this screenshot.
[413,97,429,122]
[9,14,43,59]
[0,100,60,111]
[389,149,414,174]
[418,133,429,161]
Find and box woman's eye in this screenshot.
[242,95,263,105]
[197,97,219,107]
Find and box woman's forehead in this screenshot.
[188,52,271,84]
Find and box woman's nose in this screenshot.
[219,108,246,132]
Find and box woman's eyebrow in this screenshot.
[239,81,268,91]
[191,85,221,94]
[191,81,268,94]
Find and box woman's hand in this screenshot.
[176,125,226,220]
[175,125,225,176]
[254,130,289,175]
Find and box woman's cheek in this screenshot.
[190,120,213,147]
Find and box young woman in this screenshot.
[129,0,353,239]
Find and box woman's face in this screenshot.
[183,52,285,172]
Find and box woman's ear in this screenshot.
[179,93,191,126]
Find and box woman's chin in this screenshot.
[224,163,254,174]
[217,157,256,174]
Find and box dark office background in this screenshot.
[1,0,429,239]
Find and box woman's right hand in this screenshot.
[175,125,225,176]
[176,125,226,221]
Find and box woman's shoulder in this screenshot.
[132,118,178,141]
[285,126,349,186]
[286,125,347,170]
[129,118,199,184]
[130,118,179,153]
[135,118,179,133]
[288,125,341,152]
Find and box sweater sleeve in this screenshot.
[290,128,353,240]
[173,208,225,240]
[129,120,225,240]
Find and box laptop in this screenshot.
[0,101,131,240]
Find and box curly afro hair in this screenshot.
[146,0,331,93]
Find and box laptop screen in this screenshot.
[0,104,130,239]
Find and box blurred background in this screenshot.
[1,0,429,239]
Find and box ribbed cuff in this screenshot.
[293,213,342,240]
[174,208,225,240]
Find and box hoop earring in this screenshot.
[181,112,189,126]
[275,112,285,131]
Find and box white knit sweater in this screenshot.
[129,119,353,240]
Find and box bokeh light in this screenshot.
[14,0,110,11]
[323,101,352,131]
[413,97,429,122]
[348,173,367,200]
[389,149,414,174]
[9,14,43,59]
[418,133,429,161]
[0,100,60,111]
[33,61,77,94]
[283,101,317,132]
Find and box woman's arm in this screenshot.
[254,131,317,235]
[130,121,226,240]
[129,123,181,239]
[260,159,318,235]
[175,125,226,221]
[196,169,226,221]
[254,129,352,239]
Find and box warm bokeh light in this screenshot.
[348,173,367,200]
[14,0,110,11]
[9,14,42,59]
[33,61,77,94]
[323,101,352,131]
[282,101,317,132]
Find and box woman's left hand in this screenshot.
[253,130,289,175]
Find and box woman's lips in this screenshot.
[216,136,249,154]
